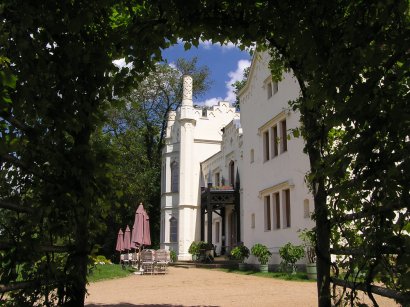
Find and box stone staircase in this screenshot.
[172,256,239,270]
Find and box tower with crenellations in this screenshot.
[160,75,239,260]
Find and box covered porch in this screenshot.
[200,175,241,255]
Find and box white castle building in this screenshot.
[160,51,314,264]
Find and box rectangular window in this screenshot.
[169,217,178,242]
[267,81,273,98]
[264,195,271,231]
[273,192,280,229]
[215,172,220,186]
[215,222,220,243]
[304,199,310,218]
[171,162,179,192]
[273,81,278,94]
[271,125,278,158]
[280,120,287,153]
[283,189,291,228]
[251,213,255,229]
[263,131,270,161]
[250,149,254,163]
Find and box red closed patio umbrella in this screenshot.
[115,229,124,252]
[131,203,151,248]
[123,225,131,251]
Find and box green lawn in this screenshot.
[87,264,314,283]
[217,268,315,282]
[88,264,136,283]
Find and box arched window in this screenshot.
[170,161,179,193]
[169,217,178,242]
[229,161,235,187]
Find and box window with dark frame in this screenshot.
[263,131,270,161]
[215,172,220,186]
[272,125,278,157]
[265,195,271,231]
[274,192,280,229]
[281,120,287,153]
[267,81,273,98]
[169,217,178,242]
[251,213,255,229]
[273,81,278,94]
[171,161,179,192]
[229,161,235,186]
[284,189,291,228]
[304,199,310,218]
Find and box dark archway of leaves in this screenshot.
[0,1,408,306]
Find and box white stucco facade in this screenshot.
[160,75,240,260]
[160,52,314,265]
[239,52,314,265]
[200,118,243,256]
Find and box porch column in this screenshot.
[207,195,212,244]
[221,207,226,255]
[206,182,213,244]
[235,169,241,243]
[200,204,205,241]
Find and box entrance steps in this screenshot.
[172,256,239,270]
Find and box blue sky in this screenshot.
[161,41,252,107]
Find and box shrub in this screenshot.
[251,243,272,265]
[279,242,305,274]
[93,255,112,265]
[230,244,250,263]
[170,250,177,263]
[298,228,316,263]
[188,241,199,255]
[188,241,213,256]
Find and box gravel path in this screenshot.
[85,266,398,307]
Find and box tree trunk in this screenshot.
[304,119,331,307]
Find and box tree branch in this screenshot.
[331,277,410,305]
[0,241,71,253]
[330,246,401,256]
[0,280,42,293]
[0,200,34,213]
[0,278,63,294]
[0,111,31,133]
[332,202,405,222]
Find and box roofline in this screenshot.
[237,50,263,97]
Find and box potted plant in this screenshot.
[188,241,200,261]
[279,242,305,275]
[251,243,272,272]
[170,250,177,263]
[230,244,250,270]
[299,228,317,279]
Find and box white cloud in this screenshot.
[113,58,133,69]
[224,59,251,103]
[199,39,238,51]
[196,59,251,107]
[220,42,236,50]
[198,97,224,107]
[199,39,213,50]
